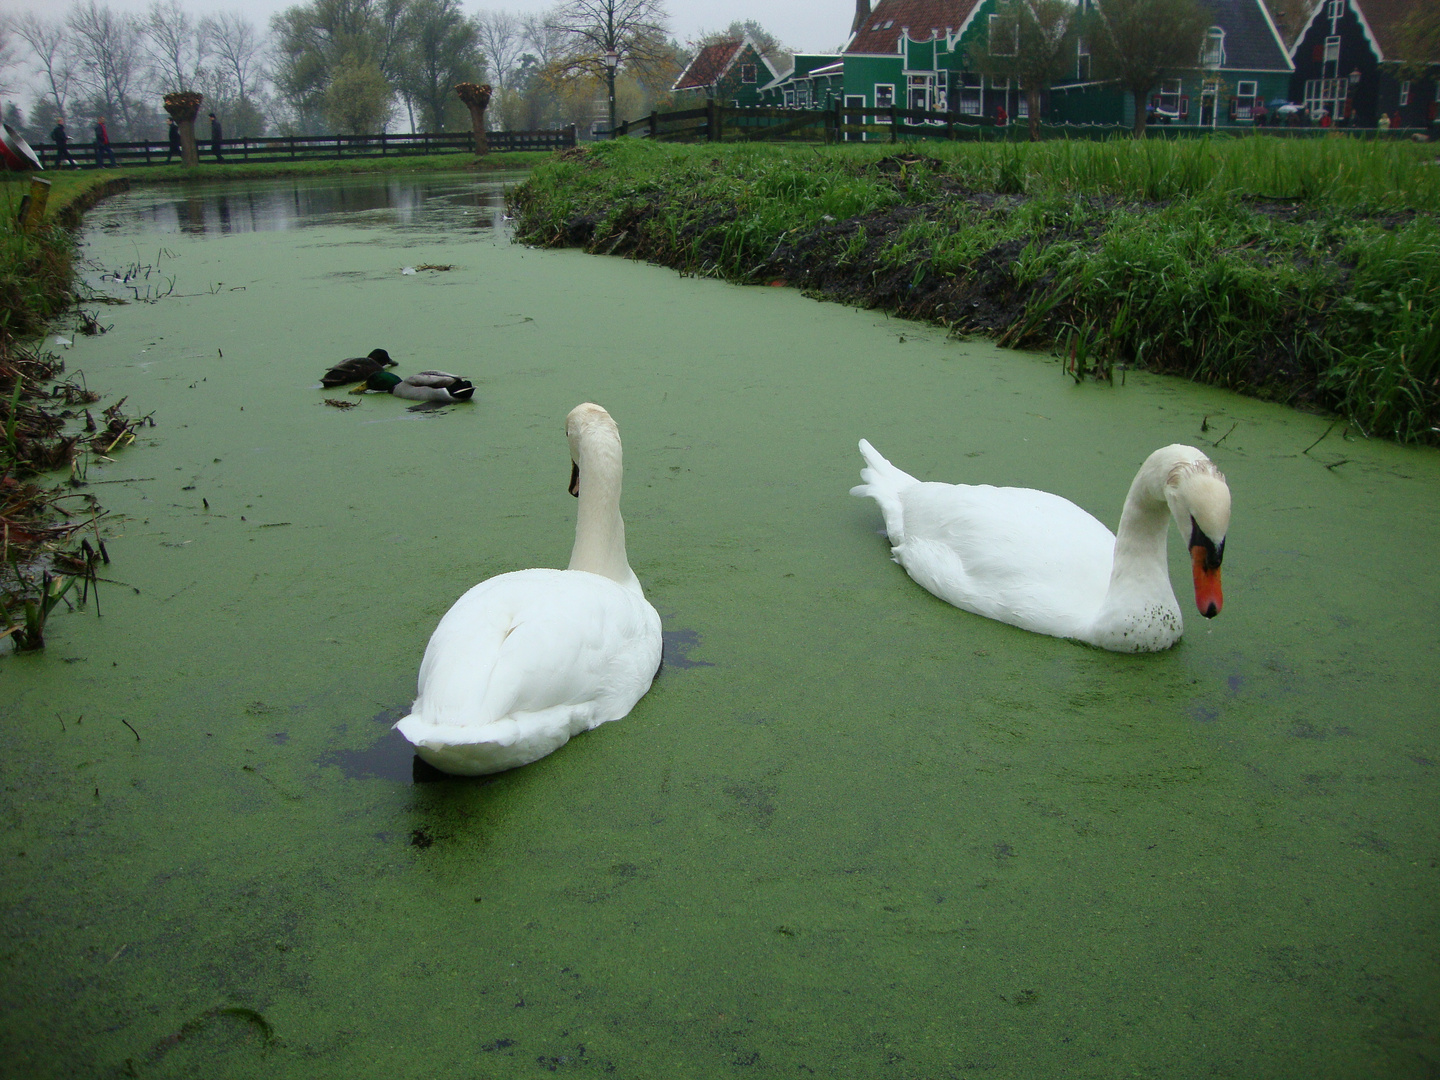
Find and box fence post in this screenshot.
[707,99,718,142]
[649,110,658,138]
[889,104,897,143]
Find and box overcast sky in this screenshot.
[0,0,857,58]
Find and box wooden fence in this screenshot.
[607,101,1422,144]
[30,126,577,168]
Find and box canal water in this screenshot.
[2,172,1436,1078]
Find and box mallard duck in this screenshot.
[319,348,395,387]
[851,440,1230,653]
[355,370,474,402]
[393,403,662,775]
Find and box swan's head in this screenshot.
[566,402,618,498]
[1163,452,1230,619]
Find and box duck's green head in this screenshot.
[353,370,402,394]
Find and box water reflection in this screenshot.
[106,172,522,236]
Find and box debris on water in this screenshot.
[322,398,359,409]
[414,263,456,272]
[401,266,417,275]
[52,336,72,348]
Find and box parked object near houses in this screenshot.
[394,403,662,775]
[0,124,43,171]
[850,439,1230,653]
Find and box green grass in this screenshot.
[511,137,1440,443]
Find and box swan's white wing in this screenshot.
[891,482,1116,638]
[396,568,661,774]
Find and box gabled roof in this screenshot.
[846,0,985,55]
[1291,0,1439,64]
[674,40,744,90]
[1349,0,1437,63]
[1201,0,1293,71]
[672,36,781,92]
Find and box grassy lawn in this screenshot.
[511,137,1440,444]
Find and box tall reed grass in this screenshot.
[512,137,1440,442]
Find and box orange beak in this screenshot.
[1191,545,1223,618]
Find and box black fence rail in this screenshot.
[607,100,1426,144]
[30,126,577,168]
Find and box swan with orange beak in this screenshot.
[852,442,1231,653]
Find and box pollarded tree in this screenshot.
[1086,0,1210,136]
[969,0,1080,141]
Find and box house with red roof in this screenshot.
[672,36,781,107]
[1288,0,1439,128]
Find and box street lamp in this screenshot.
[605,49,619,137]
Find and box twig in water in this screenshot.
[120,718,140,741]
[1302,421,1337,456]
[1212,422,1239,448]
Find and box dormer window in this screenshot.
[1201,27,1225,67]
[989,13,1017,56]
[741,63,757,83]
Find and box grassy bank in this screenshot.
[511,138,1440,444]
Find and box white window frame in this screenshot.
[874,84,895,108]
[1235,80,1257,120]
[958,72,983,116]
[1400,81,1411,106]
[988,14,1017,56]
[1324,36,1341,63]
[1201,27,1225,67]
[1157,78,1182,117]
[1327,0,1343,18]
[740,64,757,85]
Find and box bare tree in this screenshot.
[0,16,17,99]
[13,13,75,116]
[140,0,211,93]
[67,0,145,133]
[1085,0,1210,136]
[545,0,671,132]
[475,9,525,91]
[208,12,267,101]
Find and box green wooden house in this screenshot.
[672,36,781,107]
[1049,0,1294,129]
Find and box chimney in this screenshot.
[852,0,872,36]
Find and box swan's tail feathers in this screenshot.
[850,439,916,544]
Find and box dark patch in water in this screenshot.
[1188,704,1219,723]
[410,827,434,849]
[267,732,289,744]
[662,628,714,670]
[1228,673,1244,694]
[318,728,417,784]
[1290,721,1326,740]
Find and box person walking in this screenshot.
[208,112,225,163]
[50,117,79,168]
[93,117,119,167]
[166,119,182,163]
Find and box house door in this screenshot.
[1199,81,1218,127]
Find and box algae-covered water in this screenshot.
[2,173,1436,1079]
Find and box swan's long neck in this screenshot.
[568,428,642,594]
[1109,457,1175,592]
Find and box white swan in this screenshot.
[394,403,662,774]
[851,440,1230,653]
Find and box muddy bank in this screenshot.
[511,141,1440,443]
